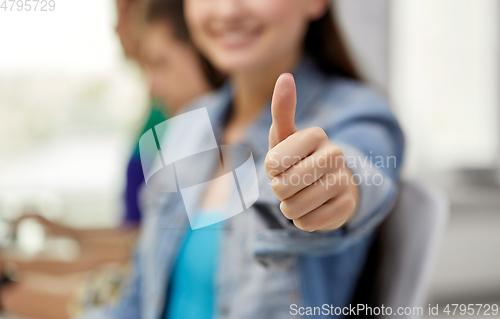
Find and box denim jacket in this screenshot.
[81,57,404,319]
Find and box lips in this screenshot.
[210,27,262,50]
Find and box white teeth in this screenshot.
[220,30,254,43]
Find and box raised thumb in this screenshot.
[269,73,297,149]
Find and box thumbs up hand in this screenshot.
[265,74,358,232]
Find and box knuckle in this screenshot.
[327,146,344,161]
[294,218,317,232]
[324,209,348,230]
[306,127,327,141]
[264,154,271,170]
[271,180,287,201]
[346,195,357,212]
[339,172,351,187]
[349,194,356,208]
[264,153,277,173]
[328,218,347,230]
[265,161,283,180]
[284,201,304,219]
[280,201,296,219]
[339,193,356,214]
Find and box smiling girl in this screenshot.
[177,1,404,317]
[82,1,404,319]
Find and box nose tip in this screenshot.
[215,0,246,20]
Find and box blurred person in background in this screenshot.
[118,0,168,226]
[0,0,223,318]
[80,0,404,319]
[0,0,152,278]
[124,0,224,224]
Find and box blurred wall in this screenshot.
[0,0,148,227]
[391,0,500,176]
[336,0,500,177]
[335,0,390,92]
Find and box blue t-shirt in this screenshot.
[164,211,225,319]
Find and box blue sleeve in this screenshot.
[123,156,146,224]
[329,86,404,232]
[333,118,404,234]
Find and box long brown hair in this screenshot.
[142,0,226,88]
[305,4,362,81]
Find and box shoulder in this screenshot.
[294,57,391,120]
[300,75,398,131]
[319,77,391,114]
[297,75,402,145]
